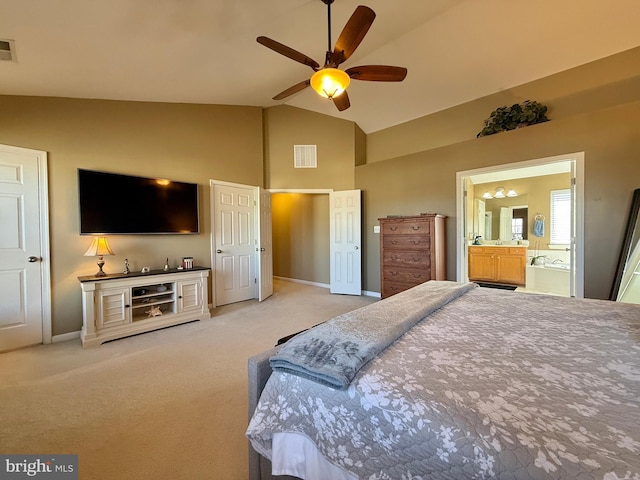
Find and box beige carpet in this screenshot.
[0,279,377,479]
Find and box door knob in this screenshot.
[354,246,359,250]
[27,256,40,263]
[260,248,266,252]
[216,250,222,254]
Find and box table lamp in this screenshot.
[84,237,114,276]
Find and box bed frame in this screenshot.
[248,347,299,480]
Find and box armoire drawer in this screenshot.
[382,221,430,235]
[381,268,430,285]
[382,235,430,250]
[382,251,430,268]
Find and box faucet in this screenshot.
[473,236,482,245]
[495,239,502,245]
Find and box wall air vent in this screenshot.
[294,145,317,168]
[0,39,17,62]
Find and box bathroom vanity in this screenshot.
[468,245,527,286]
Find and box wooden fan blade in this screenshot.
[332,6,375,66]
[257,36,320,70]
[273,79,311,100]
[332,90,350,112]
[345,65,408,82]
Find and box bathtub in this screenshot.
[544,261,571,271]
[525,264,570,296]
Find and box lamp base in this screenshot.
[95,257,106,277]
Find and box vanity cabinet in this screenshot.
[379,214,446,298]
[468,246,527,286]
[79,268,210,348]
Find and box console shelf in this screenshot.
[79,268,211,348]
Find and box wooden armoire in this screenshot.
[378,214,446,298]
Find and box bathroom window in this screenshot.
[511,218,524,240]
[550,189,571,245]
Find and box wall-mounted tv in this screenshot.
[78,169,199,235]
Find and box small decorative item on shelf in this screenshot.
[182,257,194,269]
[164,258,170,271]
[124,258,130,274]
[141,266,150,273]
[146,305,163,317]
[156,284,168,292]
[477,100,549,137]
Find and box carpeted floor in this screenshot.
[0,279,377,479]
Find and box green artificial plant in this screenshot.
[477,100,549,137]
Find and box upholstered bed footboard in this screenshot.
[248,347,299,480]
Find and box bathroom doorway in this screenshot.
[456,152,584,298]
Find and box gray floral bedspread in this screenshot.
[246,287,640,479]
[270,281,476,390]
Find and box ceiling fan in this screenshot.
[257,0,407,112]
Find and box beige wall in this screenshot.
[367,47,640,164]
[0,96,263,336]
[358,47,640,299]
[357,101,640,298]
[264,105,357,190]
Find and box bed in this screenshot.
[246,281,640,480]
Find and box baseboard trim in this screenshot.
[52,330,81,343]
[274,276,381,298]
[274,276,329,289]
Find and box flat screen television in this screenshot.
[78,169,199,235]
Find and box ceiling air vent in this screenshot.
[294,145,317,168]
[0,39,17,62]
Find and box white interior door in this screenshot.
[257,187,273,301]
[0,144,51,351]
[212,183,255,306]
[329,190,361,295]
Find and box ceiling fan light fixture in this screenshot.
[310,68,350,99]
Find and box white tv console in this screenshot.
[79,267,211,348]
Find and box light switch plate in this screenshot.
[373,225,380,233]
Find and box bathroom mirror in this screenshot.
[610,188,640,303]
[474,195,528,241]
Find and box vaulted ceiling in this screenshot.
[1,0,639,133]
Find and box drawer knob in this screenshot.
[412,226,420,230]
[390,226,398,231]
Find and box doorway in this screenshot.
[456,153,584,298]
[270,190,362,295]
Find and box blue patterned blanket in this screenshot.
[269,281,477,389]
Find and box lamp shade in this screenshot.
[84,237,114,257]
[310,68,351,99]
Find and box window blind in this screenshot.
[550,189,571,244]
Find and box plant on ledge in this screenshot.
[477,100,549,137]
